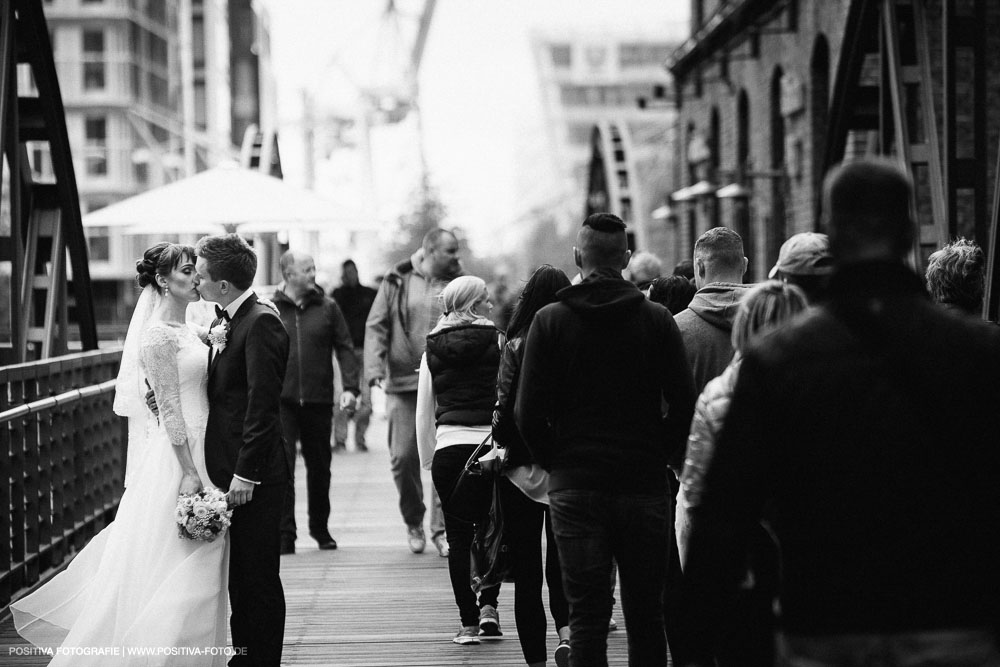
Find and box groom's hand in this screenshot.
[227,477,256,506]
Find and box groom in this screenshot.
[196,233,290,666]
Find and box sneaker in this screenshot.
[554,639,571,667]
[478,604,502,638]
[332,441,347,453]
[432,533,450,558]
[608,617,618,632]
[452,625,480,645]
[407,526,426,554]
[355,439,368,452]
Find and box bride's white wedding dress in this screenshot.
[11,320,228,666]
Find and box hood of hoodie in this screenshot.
[425,322,497,365]
[686,282,752,331]
[556,268,645,319]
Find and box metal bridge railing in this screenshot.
[1,349,125,610]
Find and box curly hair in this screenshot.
[925,238,985,315]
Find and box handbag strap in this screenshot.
[462,433,494,475]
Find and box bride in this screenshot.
[11,242,229,666]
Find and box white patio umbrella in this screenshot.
[83,163,375,234]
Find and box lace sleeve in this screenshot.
[140,324,189,447]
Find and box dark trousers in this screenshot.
[280,401,334,540]
[431,443,500,627]
[549,489,670,667]
[229,481,286,666]
[500,476,569,664]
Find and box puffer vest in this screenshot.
[425,323,501,426]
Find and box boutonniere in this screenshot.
[208,322,229,355]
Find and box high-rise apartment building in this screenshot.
[522,31,681,253]
[36,0,273,334]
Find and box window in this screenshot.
[86,229,111,261]
[85,116,108,176]
[619,43,673,69]
[82,29,105,91]
[550,44,572,69]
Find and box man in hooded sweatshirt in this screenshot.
[515,212,696,667]
[674,227,751,393]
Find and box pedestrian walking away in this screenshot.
[516,213,697,667]
[493,264,573,667]
[415,275,504,645]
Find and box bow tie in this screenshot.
[215,305,231,322]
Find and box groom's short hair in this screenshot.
[196,234,257,290]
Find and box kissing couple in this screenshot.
[12,234,290,667]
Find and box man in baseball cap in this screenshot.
[768,232,833,303]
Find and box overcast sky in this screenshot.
[262,0,689,251]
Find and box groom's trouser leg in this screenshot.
[279,402,300,541]
[229,482,286,666]
[386,391,425,528]
[297,403,334,538]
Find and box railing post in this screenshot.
[0,366,11,605]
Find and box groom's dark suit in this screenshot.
[206,292,290,667]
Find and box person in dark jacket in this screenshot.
[415,275,503,645]
[680,159,1000,666]
[274,250,359,554]
[493,264,572,667]
[515,213,697,667]
[331,259,377,452]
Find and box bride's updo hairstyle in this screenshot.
[135,242,196,293]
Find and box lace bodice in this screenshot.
[140,322,210,447]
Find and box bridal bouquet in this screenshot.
[175,488,232,542]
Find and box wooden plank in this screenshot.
[1,407,640,666]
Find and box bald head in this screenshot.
[824,158,914,263]
[574,213,631,274]
[280,250,316,299]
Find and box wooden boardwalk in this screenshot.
[2,407,635,666]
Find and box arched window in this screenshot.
[770,66,787,270]
[810,34,830,227]
[709,107,721,227]
[735,90,753,268]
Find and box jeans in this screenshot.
[279,401,334,540]
[779,629,1000,667]
[500,476,569,664]
[549,489,670,667]
[333,347,372,447]
[431,443,500,627]
[386,392,445,537]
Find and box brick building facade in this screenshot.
[667,0,1000,282]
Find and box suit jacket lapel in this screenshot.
[209,293,258,378]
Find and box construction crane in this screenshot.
[299,0,436,212]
